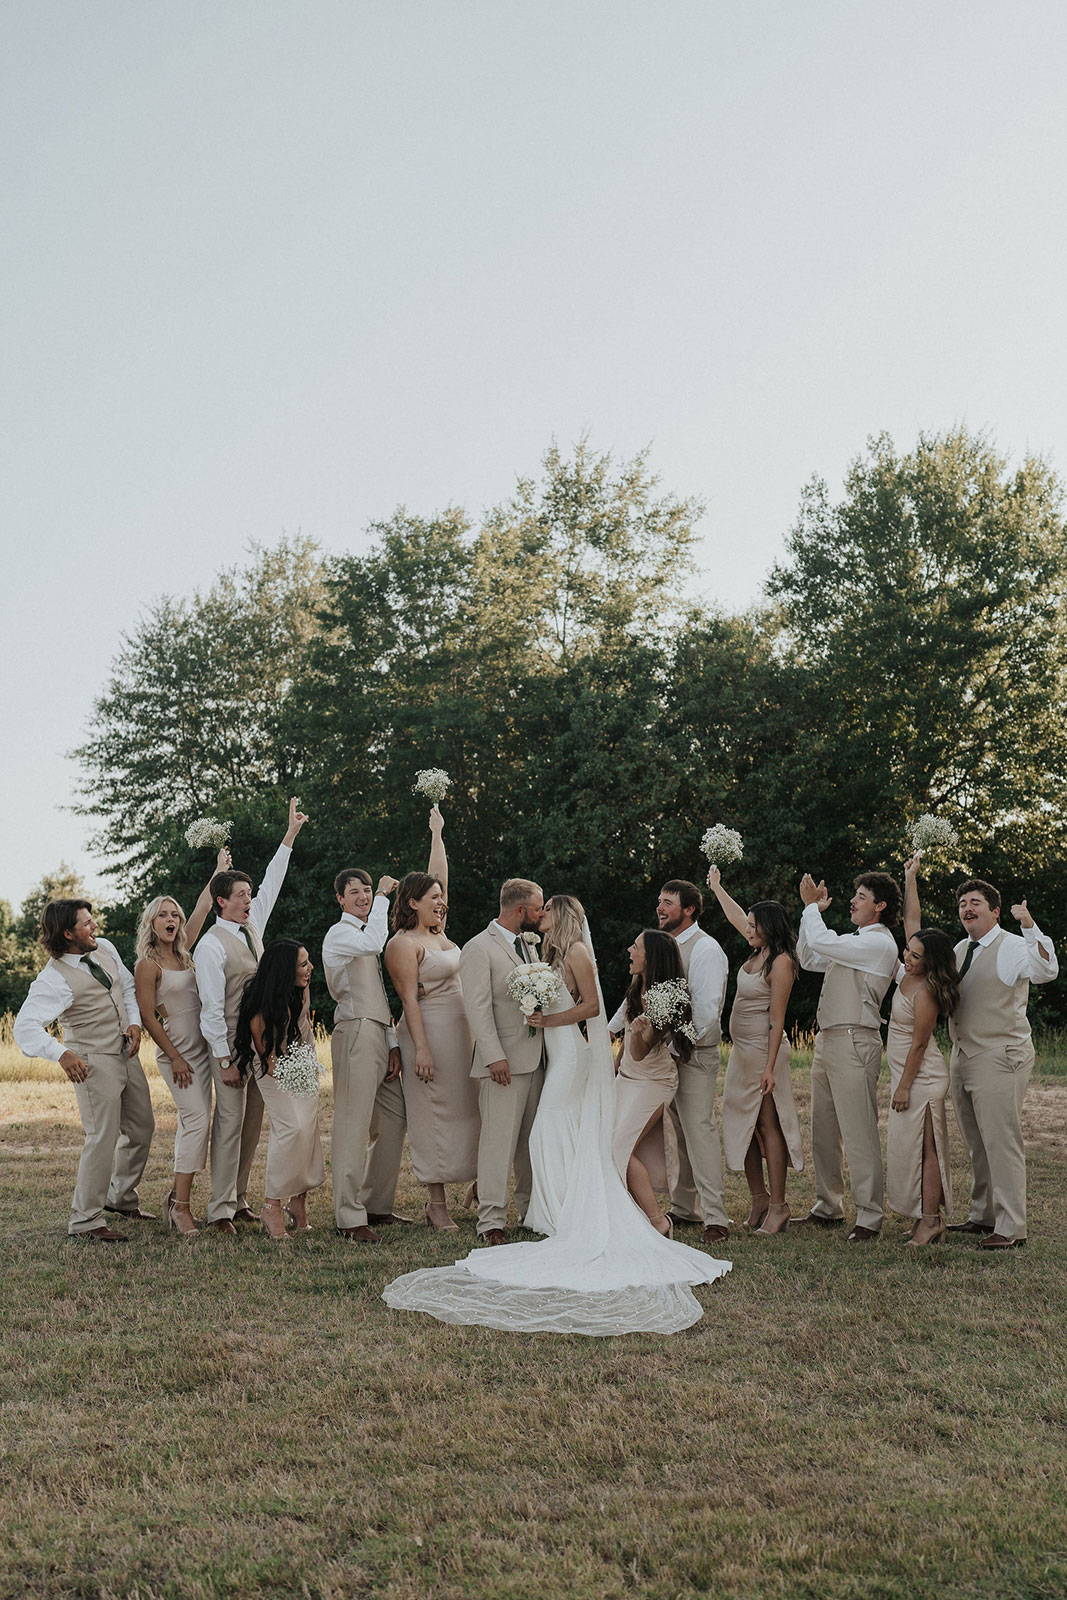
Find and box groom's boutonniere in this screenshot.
[520,932,541,947]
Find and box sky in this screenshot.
[3,0,1066,909]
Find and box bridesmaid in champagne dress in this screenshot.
[707,868,803,1235]
[134,847,232,1237]
[386,805,478,1231]
[612,929,694,1237]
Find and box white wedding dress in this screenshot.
[383,933,732,1335]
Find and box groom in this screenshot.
[461,878,546,1243]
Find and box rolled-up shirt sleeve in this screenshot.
[249,844,292,940]
[799,905,898,978]
[193,935,230,1059]
[13,966,73,1063]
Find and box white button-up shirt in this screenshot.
[606,922,728,1039]
[322,896,397,1047]
[193,844,292,1061]
[797,905,900,979]
[962,921,1058,984]
[14,938,138,1062]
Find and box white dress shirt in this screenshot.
[961,921,1058,985]
[674,923,729,1041]
[322,896,397,1047]
[797,905,900,979]
[14,938,138,1063]
[193,843,292,1060]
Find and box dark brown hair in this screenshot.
[334,867,372,898]
[909,927,962,1018]
[854,872,901,927]
[211,869,252,914]
[624,928,695,1064]
[40,899,93,957]
[661,879,704,918]
[957,878,1001,912]
[391,873,442,932]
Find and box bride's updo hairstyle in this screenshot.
[391,873,443,933]
[540,895,586,973]
[625,928,695,1063]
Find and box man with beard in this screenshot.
[461,878,546,1243]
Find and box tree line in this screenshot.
[5,428,1066,1031]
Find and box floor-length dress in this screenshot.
[720,964,804,1173]
[398,945,479,1184]
[257,1019,326,1201]
[383,934,732,1336]
[155,966,214,1174]
[886,974,953,1220]
[524,984,586,1234]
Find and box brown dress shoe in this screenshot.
[978,1233,1027,1250]
[479,1229,507,1246]
[209,1218,238,1235]
[847,1225,881,1243]
[947,1219,995,1234]
[367,1212,415,1226]
[336,1225,380,1243]
[232,1206,259,1226]
[104,1206,159,1221]
[702,1225,730,1245]
[74,1225,128,1242]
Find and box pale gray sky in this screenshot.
[3,0,1066,907]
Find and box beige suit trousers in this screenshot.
[476,1069,544,1233]
[668,1045,728,1228]
[810,1026,884,1231]
[207,1065,264,1222]
[70,1049,155,1234]
[951,1046,1033,1239]
[331,1018,404,1228]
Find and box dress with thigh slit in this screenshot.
[613,1023,679,1192]
[720,964,804,1173]
[886,974,953,1220]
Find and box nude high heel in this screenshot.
[424,1200,459,1233]
[259,1198,290,1242]
[755,1203,791,1236]
[168,1199,199,1239]
[905,1213,946,1247]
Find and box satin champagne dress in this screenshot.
[398,945,479,1184]
[154,965,213,1174]
[720,963,804,1172]
[886,973,952,1219]
[613,1022,679,1193]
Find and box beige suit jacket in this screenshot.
[461,924,545,1079]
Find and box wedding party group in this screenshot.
[13,791,1058,1335]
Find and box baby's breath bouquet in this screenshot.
[700,824,744,867]
[413,768,452,805]
[908,815,960,856]
[506,960,562,1035]
[272,1040,323,1097]
[641,978,698,1044]
[185,817,231,850]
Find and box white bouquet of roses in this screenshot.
[641,978,698,1044]
[908,814,959,856]
[506,960,562,1035]
[413,768,452,805]
[700,824,744,867]
[185,817,232,850]
[272,1040,323,1097]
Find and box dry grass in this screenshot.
[1,1041,1065,1599]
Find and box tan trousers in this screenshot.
[668,1045,728,1228]
[476,1068,544,1234]
[70,1050,155,1234]
[331,1018,405,1229]
[810,1026,884,1231]
[951,1047,1033,1239]
[207,1066,264,1222]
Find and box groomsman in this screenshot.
[656,879,731,1245]
[14,900,152,1240]
[947,879,1058,1248]
[796,871,900,1242]
[322,866,405,1242]
[461,878,546,1242]
[194,798,308,1232]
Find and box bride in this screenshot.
[383,896,731,1335]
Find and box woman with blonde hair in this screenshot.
[385,805,478,1230]
[523,894,600,1234]
[134,847,230,1236]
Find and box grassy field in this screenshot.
[1,1030,1065,1600]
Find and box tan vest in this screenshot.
[53,948,130,1057]
[328,947,391,1026]
[817,930,895,1031]
[949,930,1032,1059]
[676,927,722,1048]
[206,922,263,1052]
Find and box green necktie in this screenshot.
[240,927,256,956]
[514,936,527,962]
[80,954,113,991]
[958,940,981,979]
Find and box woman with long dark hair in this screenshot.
[612,929,695,1236]
[707,868,803,1234]
[888,856,959,1246]
[233,939,324,1240]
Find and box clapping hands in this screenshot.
[799,873,831,910]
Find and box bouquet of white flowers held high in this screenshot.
[185,817,232,851]
[506,960,562,1035]
[700,825,744,866]
[413,768,452,805]
[272,1040,323,1097]
[908,815,960,855]
[641,978,698,1044]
